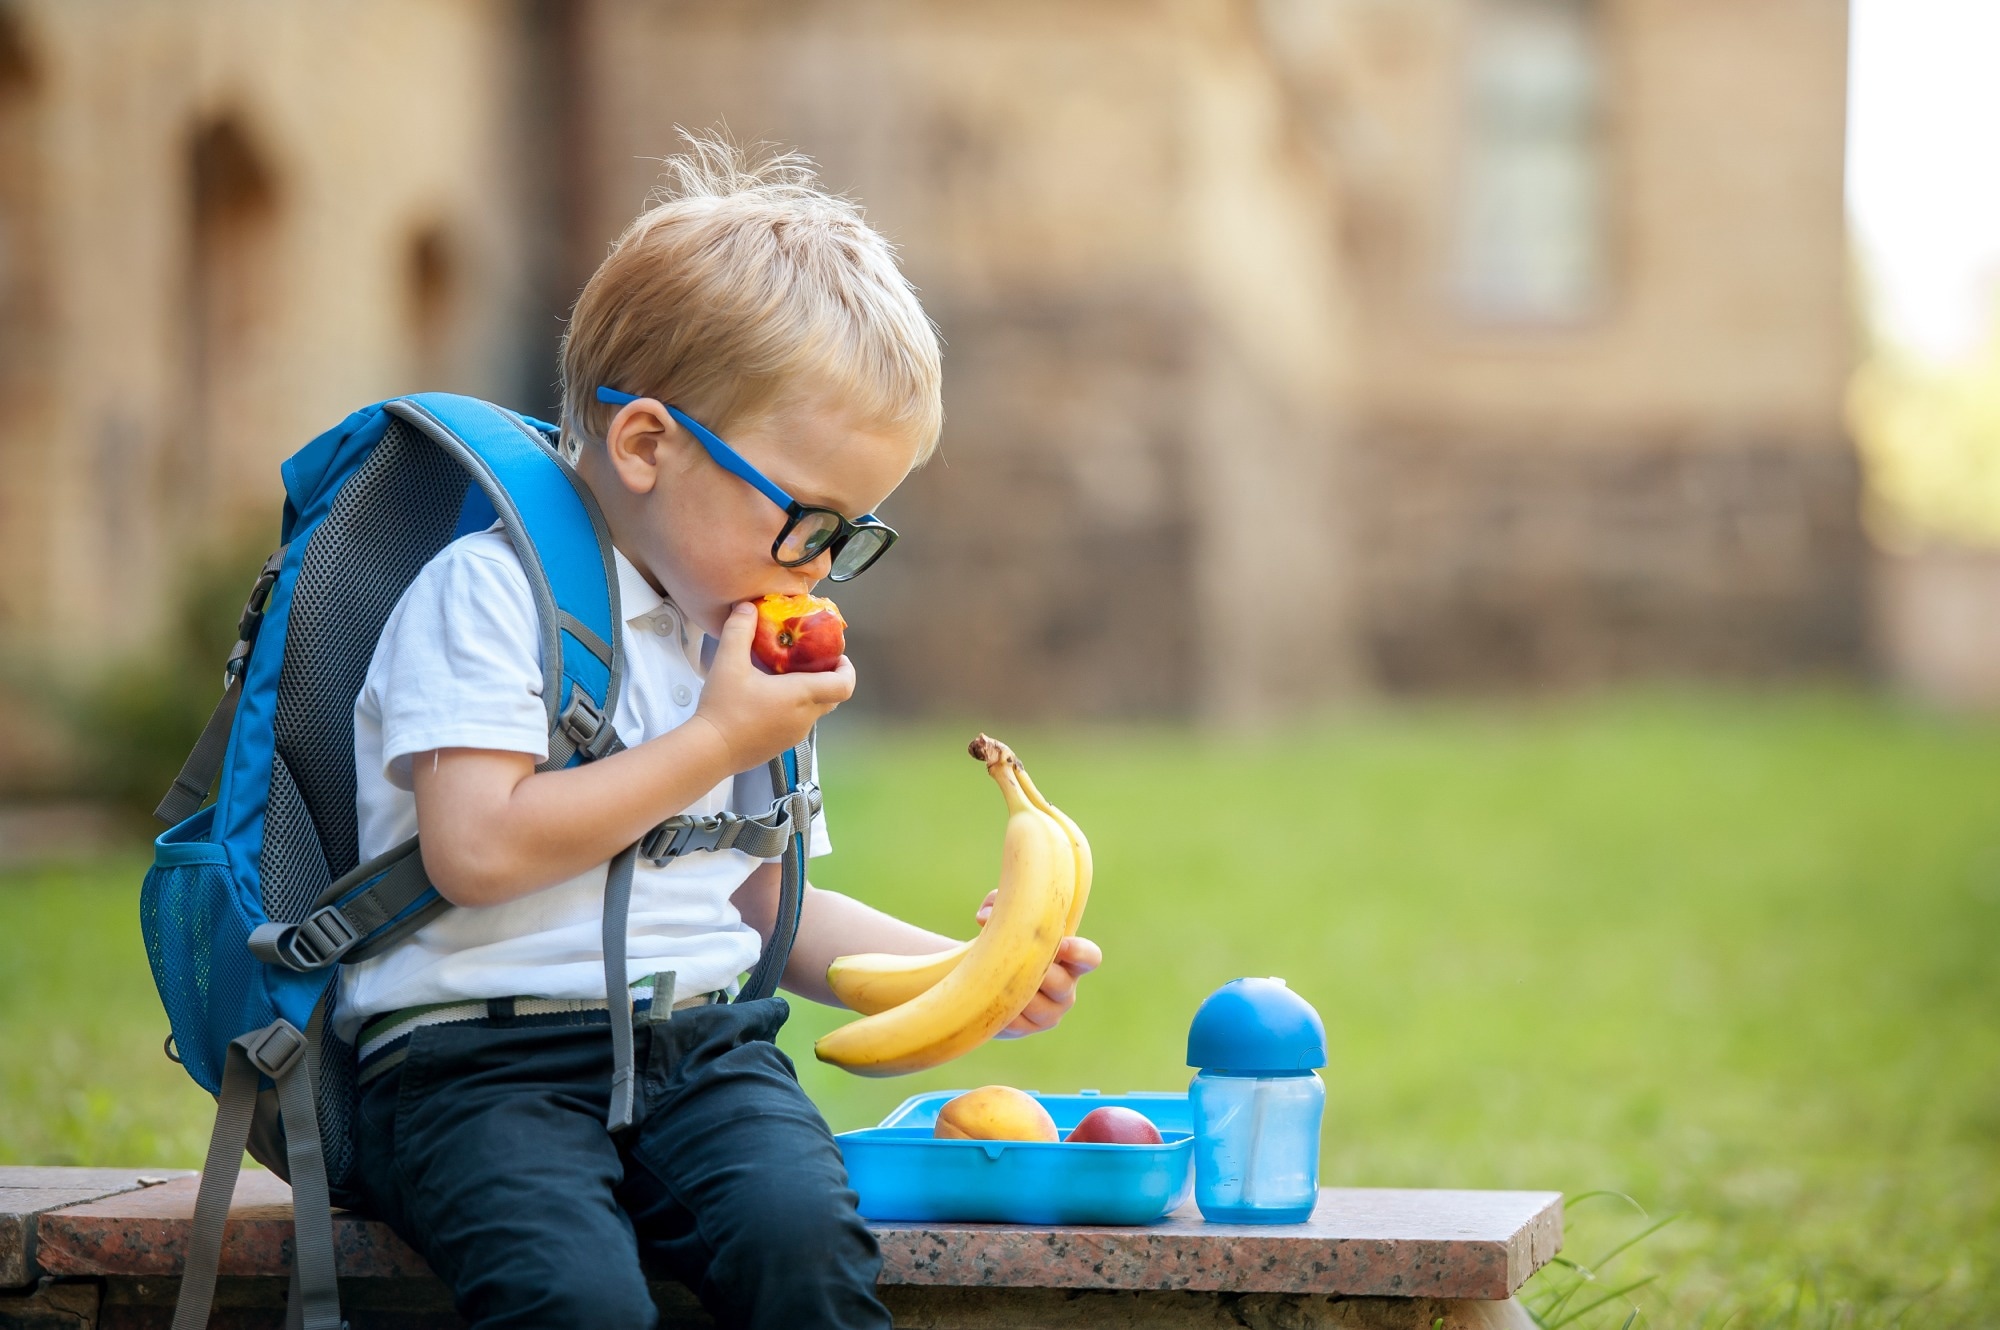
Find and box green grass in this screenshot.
[4,692,1996,1325]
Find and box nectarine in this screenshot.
[933,1087,1058,1143]
[1064,1106,1164,1145]
[750,593,845,674]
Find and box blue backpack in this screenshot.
[140,394,817,1330]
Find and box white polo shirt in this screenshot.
[332,528,828,1042]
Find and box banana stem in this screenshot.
[968,732,1017,772]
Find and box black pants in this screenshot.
[347,996,892,1330]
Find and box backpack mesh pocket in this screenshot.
[139,808,269,1095]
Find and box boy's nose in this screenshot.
[793,546,835,585]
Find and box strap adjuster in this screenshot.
[289,905,362,967]
[559,693,620,762]
[785,787,816,834]
[246,904,362,973]
[243,1020,307,1080]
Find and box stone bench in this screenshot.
[1,1166,1560,1328]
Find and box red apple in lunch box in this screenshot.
[750,593,846,674]
[1064,1106,1165,1145]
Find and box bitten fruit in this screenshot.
[1065,1106,1164,1145]
[750,593,846,674]
[933,1086,1059,1143]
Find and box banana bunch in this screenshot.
[814,735,1093,1076]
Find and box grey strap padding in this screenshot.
[155,546,289,827]
[602,845,640,1132]
[737,731,816,1004]
[171,1035,259,1330]
[273,1034,342,1330]
[557,611,613,667]
[247,837,439,972]
[598,727,818,1124]
[172,1021,343,1330]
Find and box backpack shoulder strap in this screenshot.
[388,394,625,764]
[170,396,631,1330]
[392,396,667,1134]
[735,731,815,1003]
[243,395,629,976]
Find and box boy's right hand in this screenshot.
[694,601,854,771]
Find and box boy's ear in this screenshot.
[602,398,678,495]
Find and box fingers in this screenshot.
[973,888,999,926]
[1055,934,1102,976]
[1001,989,1068,1038]
[802,656,857,705]
[719,600,757,651]
[997,941,1097,1037]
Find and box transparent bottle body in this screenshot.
[1188,1070,1324,1223]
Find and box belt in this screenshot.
[356,976,724,1086]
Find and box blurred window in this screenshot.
[1451,0,1606,323]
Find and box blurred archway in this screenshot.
[0,8,49,636]
[180,112,283,534]
[404,222,462,391]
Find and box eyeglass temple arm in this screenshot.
[594,386,801,513]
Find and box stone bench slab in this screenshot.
[29,1170,1560,1302]
[0,1168,192,1289]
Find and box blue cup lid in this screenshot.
[1186,977,1326,1072]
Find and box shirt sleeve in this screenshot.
[369,536,551,791]
[730,740,834,860]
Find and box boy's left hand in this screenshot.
[975,890,1103,1038]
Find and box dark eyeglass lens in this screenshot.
[830,527,891,579]
[777,510,842,564]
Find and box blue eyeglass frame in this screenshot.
[594,386,898,580]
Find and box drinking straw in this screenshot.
[1241,1081,1271,1209]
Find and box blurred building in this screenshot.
[0,1,547,647]
[0,0,1860,736]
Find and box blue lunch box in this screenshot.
[836,1089,1194,1225]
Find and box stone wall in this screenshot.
[0,0,1866,752]
[1349,432,1866,690]
[1269,0,1866,691]
[0,0,540,662]
[578,0,1359,721]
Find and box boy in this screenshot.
[333,137,1101,1329]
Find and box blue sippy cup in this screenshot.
[1186,977,1327,1223]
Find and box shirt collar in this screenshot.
[612,547,665,622]
[612,547,708,673]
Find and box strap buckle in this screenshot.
[222,546,287,688]
[558,692,620,763]
[236,548,286,639]
[640,812,728,862]
[636,780,818,865]
[242,1020,307,1080]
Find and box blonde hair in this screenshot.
[560,133,942,464]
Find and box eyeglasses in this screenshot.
[594,387,899,582]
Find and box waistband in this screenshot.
[356,975,724,1086]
